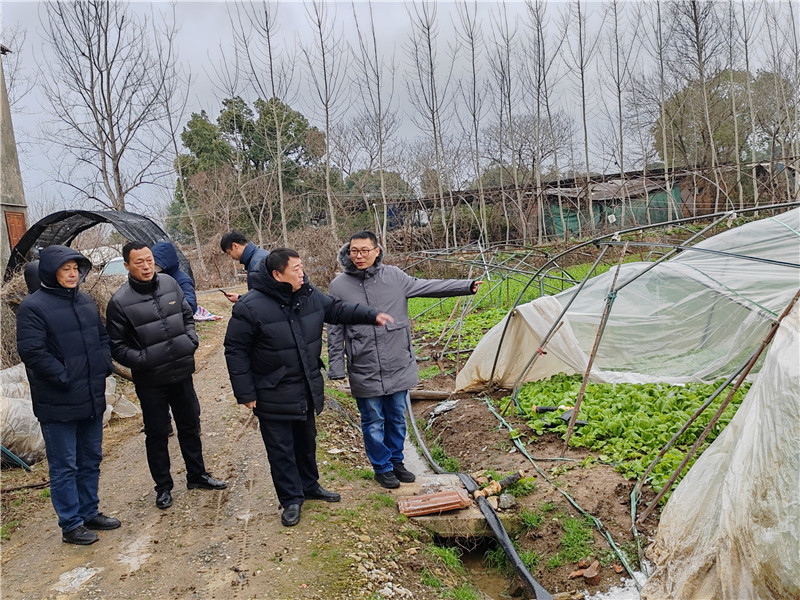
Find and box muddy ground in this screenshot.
[1,288,659,599]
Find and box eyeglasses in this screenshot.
[350,247,377,257]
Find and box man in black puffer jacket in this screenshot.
[106,242,226,511]
[17,246,120,545]
[224,248,393,527]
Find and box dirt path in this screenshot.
[0,290,452,600]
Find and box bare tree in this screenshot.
[1,27,35,109]
[156,11,208,281]
[454,0,489,246]
[349,0,401,244]
[302,0,347,241]
[736,0,761,207]
[762,1,800,202]
[406,1,457,249]
[598,0,641,224]
[522,0,569,241]
[39,1,176,212]
[229,1,300,245]
[667,0,727,210]
[563,0,603,232]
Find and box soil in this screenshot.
[1,287,661,600]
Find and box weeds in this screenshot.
[519,508,545,530]
[418,364,441,380]
[426,544,464,573]
[430,442,461,472]
[421,567,443,588]
[444,584,481,600]
[0,520,20,540]
[519,549,543,570]
[370,493,396,509]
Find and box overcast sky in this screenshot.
[5,0,526,219]
[3,1,794,221]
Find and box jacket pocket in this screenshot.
[254,365,288,390]
[384,320,414,361]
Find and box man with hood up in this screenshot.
[151,241,197,313]
[327,231,481,489]
[16,245,121,545]
[224,248,393,527]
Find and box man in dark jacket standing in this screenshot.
[224,248,393,527]
[17,246,121,545]
[328,231,481,488]
[219,230,269,302]
[151,241,196,313]
[106,242,226,510]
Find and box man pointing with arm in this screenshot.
[328,231,481,489]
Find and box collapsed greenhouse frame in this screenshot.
[401,202,798,596]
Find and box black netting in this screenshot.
[4,210,193,281]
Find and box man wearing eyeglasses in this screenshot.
[328,231,481,489]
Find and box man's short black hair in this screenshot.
[350,230,378,246]
[220,231,249,252]
[267,247,300,275]
[122,241,149,263]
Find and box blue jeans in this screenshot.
[356,391,409,474]
[40,417,103,533]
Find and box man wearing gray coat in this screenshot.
[328,231,481,488]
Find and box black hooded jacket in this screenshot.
[224,260,379,421]
[16,246,112,423]
[106,272,198,386]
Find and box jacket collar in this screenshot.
[239,242,260,269]
[128,272,159,295]
[337,242,384,279]
[249,259,311,304]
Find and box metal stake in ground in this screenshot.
[561,242,629,457]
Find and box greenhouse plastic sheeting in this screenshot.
[640,302,800,600]
[1,364,139,466]
[456,208,800,391]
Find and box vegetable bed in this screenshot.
[507,373,751,500]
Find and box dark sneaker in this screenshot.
[187,474,227,490]
[62,525,99,545]
[304,485,341,502]
[84,512,121,530]
[374,471,400,489]
[281,504,302,527]
[392,461,416,483]
[155,490,173,509]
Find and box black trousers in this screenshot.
[257,407,319,508]
[135,377,207,493]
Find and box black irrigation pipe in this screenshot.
[405,395,553,600]
[482,397,643,591]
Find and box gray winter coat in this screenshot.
[327,243,475,397]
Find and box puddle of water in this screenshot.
[117,533,153,572]
[52,566,102,593]
[461,549,511,600]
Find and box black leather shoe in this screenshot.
[281,504,302,527]
[155,490,173,509]
[84,512,121,530]
[62,525,99,545]
[305,485,341,502]
[392,461,416,483]
[187,474,227,490]
[374,471,400,489]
